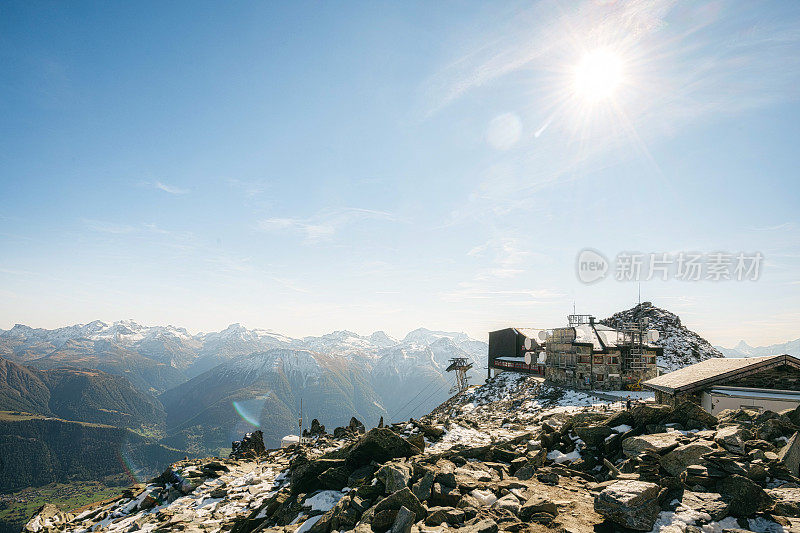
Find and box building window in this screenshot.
[593,355,604,365]
[607,356,619,364]
[594,373,605,381]
[579,355,591,364]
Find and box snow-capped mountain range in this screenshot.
[0,322,489,452]
[0,321,486,393]
[715,338,800,358]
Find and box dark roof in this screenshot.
[643,354,800,395]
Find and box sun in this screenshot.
[572,48,624,103]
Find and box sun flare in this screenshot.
[572,48,623,103]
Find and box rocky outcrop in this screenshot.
[601,302,724,371]
[230,430,265,459]
[23,504,71,533]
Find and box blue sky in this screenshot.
[1,0,799,346]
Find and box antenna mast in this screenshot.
[299,398,303,441]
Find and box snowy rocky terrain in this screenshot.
[24,372,800,533]
[602,302,725,372]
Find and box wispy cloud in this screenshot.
[441,286,564,303]
[468,236,533,280]
[256,207,398,243]
[153,181,189,195]
[228,178,269,198]
[83,219,138,234]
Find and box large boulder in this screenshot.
[716,474,772,517]
[490,494,520,515]
[291,457,347,494]
[778,432,800,477]
[605,404,672,431]
[622,433,681,457]
[376,463,412,494]
[309,418,326,436]
[715,426,750,455]
[660,442,715,477]
[425,506,465,526]
[594,480,661,531]
[349,417,366,433]
[767,487,800,517]
[307,493,370,533]
[680,491,730,521]
[670,401,717,429]
[758,416,798,442]
[784,405,800,427]
[575,425,614,448]
[230,430,266,459]
[411,469,435,501]
[373,487,426,523]
[389,506,415,533]
[519,495,558,520]
[459,518,498,533]
[346,428,420,468]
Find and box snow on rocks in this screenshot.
[22,370,800,533]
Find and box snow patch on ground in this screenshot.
[470,489,498,506]
[296,515,322,533]
[303,490,345,512]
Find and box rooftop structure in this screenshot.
[488,314,661,391]
[643,354,800,413]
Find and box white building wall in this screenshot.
[702,391,800,416]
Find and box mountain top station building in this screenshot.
[488,314,661,390]
[643,354,800,415]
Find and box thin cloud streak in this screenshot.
[256,207,398,243]
[154,181,189,195]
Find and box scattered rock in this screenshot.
[716,474,772,517]
[660,442,714,477]
[376,463,411,494]
[389,505,415,533]
[778,431,800,477]
[715,426,750,455]
[519,495,558,520]
[594,480,661,531]
[680,491,730,521]
[575,425,613,448]
[622,433,680,457]
[407,433,425,452]
[768,487,800,517]
[425,506,465,526]
[459,518,498,533]
[230,430,266,459]
[491,493,520,515]
[346,428,420,468]
[373,487,426,523]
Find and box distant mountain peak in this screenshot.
[735,340,754,352]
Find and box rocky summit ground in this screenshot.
[22,373,800,533]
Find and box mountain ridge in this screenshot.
[716,337,800,358]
